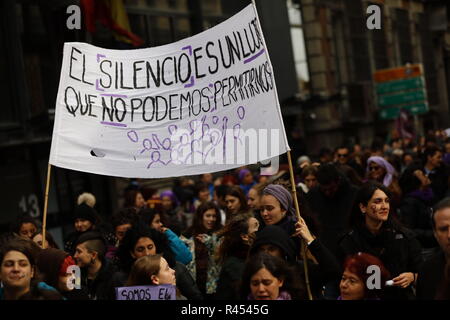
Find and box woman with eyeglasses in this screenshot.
[338,182,423,300]
[366,156,402,209]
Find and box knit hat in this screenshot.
[73,203,98,224]
[297,155,311,167]
[262,184,296,217]
[250,225,297,263]
[238,168,251,182]
[160,190,180,207]
[77,192,96,208]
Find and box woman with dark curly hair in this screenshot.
[214,212,259,300]
[112,223,202,300]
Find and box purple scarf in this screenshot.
[248,291,292,300]
[262,184,296,217]
[238,168,251,182]
[367,156,397,187]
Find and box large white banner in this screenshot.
[49,4,289,178]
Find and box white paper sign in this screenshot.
[49,4,289,178]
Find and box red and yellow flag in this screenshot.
[81,0,144,47]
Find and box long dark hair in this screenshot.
[138,208,161,227]
[124,189,142,208]
[185,201,222,236]
[349,182,403,231]
[117,223,175,272]
[240,252,304,300]
[216,212,253,263]
[399,161,425,195]
[225,186,249,213]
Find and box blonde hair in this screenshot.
[77,192,96,208]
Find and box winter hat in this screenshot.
[77,192,96,208]
[73,203,98,224]
[297,155,311,167]
[160,190,180,207]
[238,168,251,182]
[250,225,297,263]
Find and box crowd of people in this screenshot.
[1,129,450,300]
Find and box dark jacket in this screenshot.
[214,255,246,300]
[338,223,423,300]
[398,193,438,249]
[81,258,117,300]
[306,177,358,256]
[250,225,342,299]
[416,250,447,300]
[426,164,449,204]
[175,261,204,300]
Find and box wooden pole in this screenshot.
[287,151,313,300]
[42,163,52,249]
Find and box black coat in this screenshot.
[250,225,341,299]
[416,250,447,300]
[215,255,246,300]
[81,259,117,300]
[398,195,437,248]
[338,224,423,300]
[306,177,358,256]
[175,261,203,300]
[304,239,343,299]
[427,165,449,204]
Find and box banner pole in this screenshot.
[42,163,52,249]
[251,0,312,299]
[287,150,313,300]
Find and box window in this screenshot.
[369,3,388,69]
[396,9,413,65]
[287,0,309,94]
[418,13,439,106]
[344,0,371,82]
